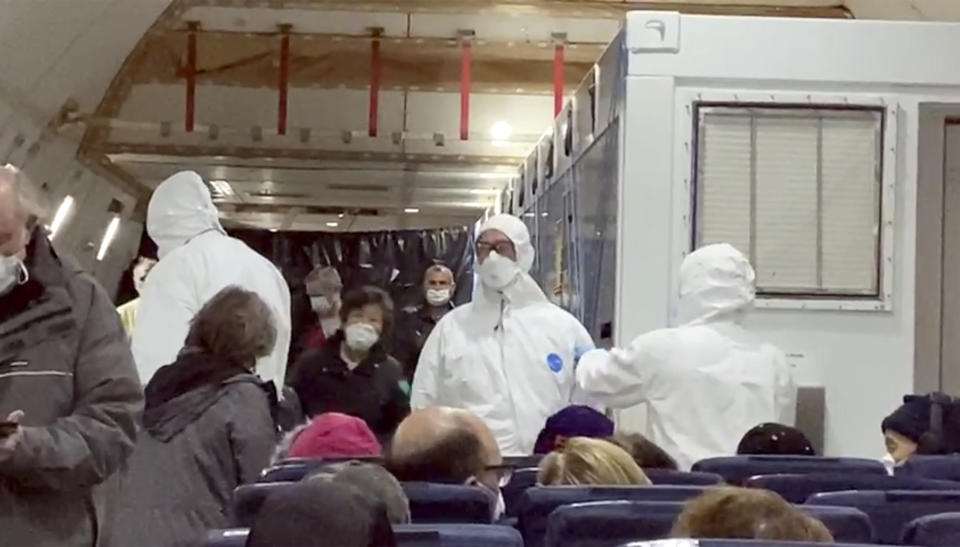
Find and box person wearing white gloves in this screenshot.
[411,214,595,455]
[576,243,795,469]
[132,171,292,395]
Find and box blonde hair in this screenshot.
[537,437,652,486]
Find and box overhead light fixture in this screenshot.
[490,121,512,141]
[338,212,345,219]
[209,179,234,197]
[269,228,278,233]
[49,195,74,239]
[325,221,339,228]
[404,207,420,214]
[96,216,121,261]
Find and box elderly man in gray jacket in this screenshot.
[0,165,143,546]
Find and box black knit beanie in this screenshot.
[881,396,932,444]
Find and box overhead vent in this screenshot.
[327,184,391,193]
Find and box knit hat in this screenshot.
[882,396,933,444]
[533,405,614,454]
[737,423,816,456]
[288,413,382,459]
[305,266,342,296]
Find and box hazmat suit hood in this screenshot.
[147,171,226,259]
[677,243,756,326]
[472,214,547,328]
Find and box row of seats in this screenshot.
[231,481,960,546]
[233,455,960,546]
[205,525,524,547]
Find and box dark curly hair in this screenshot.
[184,286,277,369]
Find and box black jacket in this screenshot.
[290,332,409,439]
[392,303,452,382]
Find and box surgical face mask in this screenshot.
[882,452,903,476]
[476,482,505,521]
[0,255,27,295]
[310,295,337,315]
[425,288,452,306]
[477,251,520,291]
[344,322,379,352]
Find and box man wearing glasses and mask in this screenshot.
[410,214,595,455]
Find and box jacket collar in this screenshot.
[321,331,382,377]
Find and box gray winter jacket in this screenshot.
[0,230,143,547]
[108,373,276,547]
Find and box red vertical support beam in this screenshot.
[460,37,472,141]
[185,22,199,133]
[553,42,565,117]
[277,26,291,136]
[368,35,381,137]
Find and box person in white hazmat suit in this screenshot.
[132,171,292,394]
[411,214,595,455]
[575,243,796,470]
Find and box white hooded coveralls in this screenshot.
[576,243,796,469]
[410,214,595,455]
[132,171,292,394]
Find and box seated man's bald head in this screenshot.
[388,407,501,490]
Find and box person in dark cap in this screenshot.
[533,405,615,454]
[737,423,816,456]
[881,393,960,469]
[246,481,396,547]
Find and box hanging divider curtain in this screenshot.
[229,226,476,347]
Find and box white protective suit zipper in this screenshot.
[497,297,523,453]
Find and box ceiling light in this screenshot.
[269,228,278,233]
[404,207,420,214]
[490,121,512,141]
[49,195,74,239]
[325,221,339,228]
[96,216,121,261]
[209,179,234,196]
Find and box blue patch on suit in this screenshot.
[547,353,564,373]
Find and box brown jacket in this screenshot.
[0,230,143,546]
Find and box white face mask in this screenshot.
[310,295,337,316]
[477,482,505,521]
[882,453,899,476]
[344,322,379,352]
[425,288,452,306]
[0,255,27,295]
[477,251,520,290]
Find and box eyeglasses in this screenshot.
[484,464,515,488]
[476,240,515,258]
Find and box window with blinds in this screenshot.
[693,106,883,297]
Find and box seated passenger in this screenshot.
[608,432,679,470]
[247,481,396,547]
[533,405,615,454]
[882,393,960,471]
[290,286,409,440]
[109,286,279,547]
[274,412,382,462]
[672,487,833,543]
[537,437,652,486]
[738,422,816,456]
[576,243,796,469]
[387,406,508,519]
[304,461,411,524]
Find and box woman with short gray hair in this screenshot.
[108,286,279,547]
